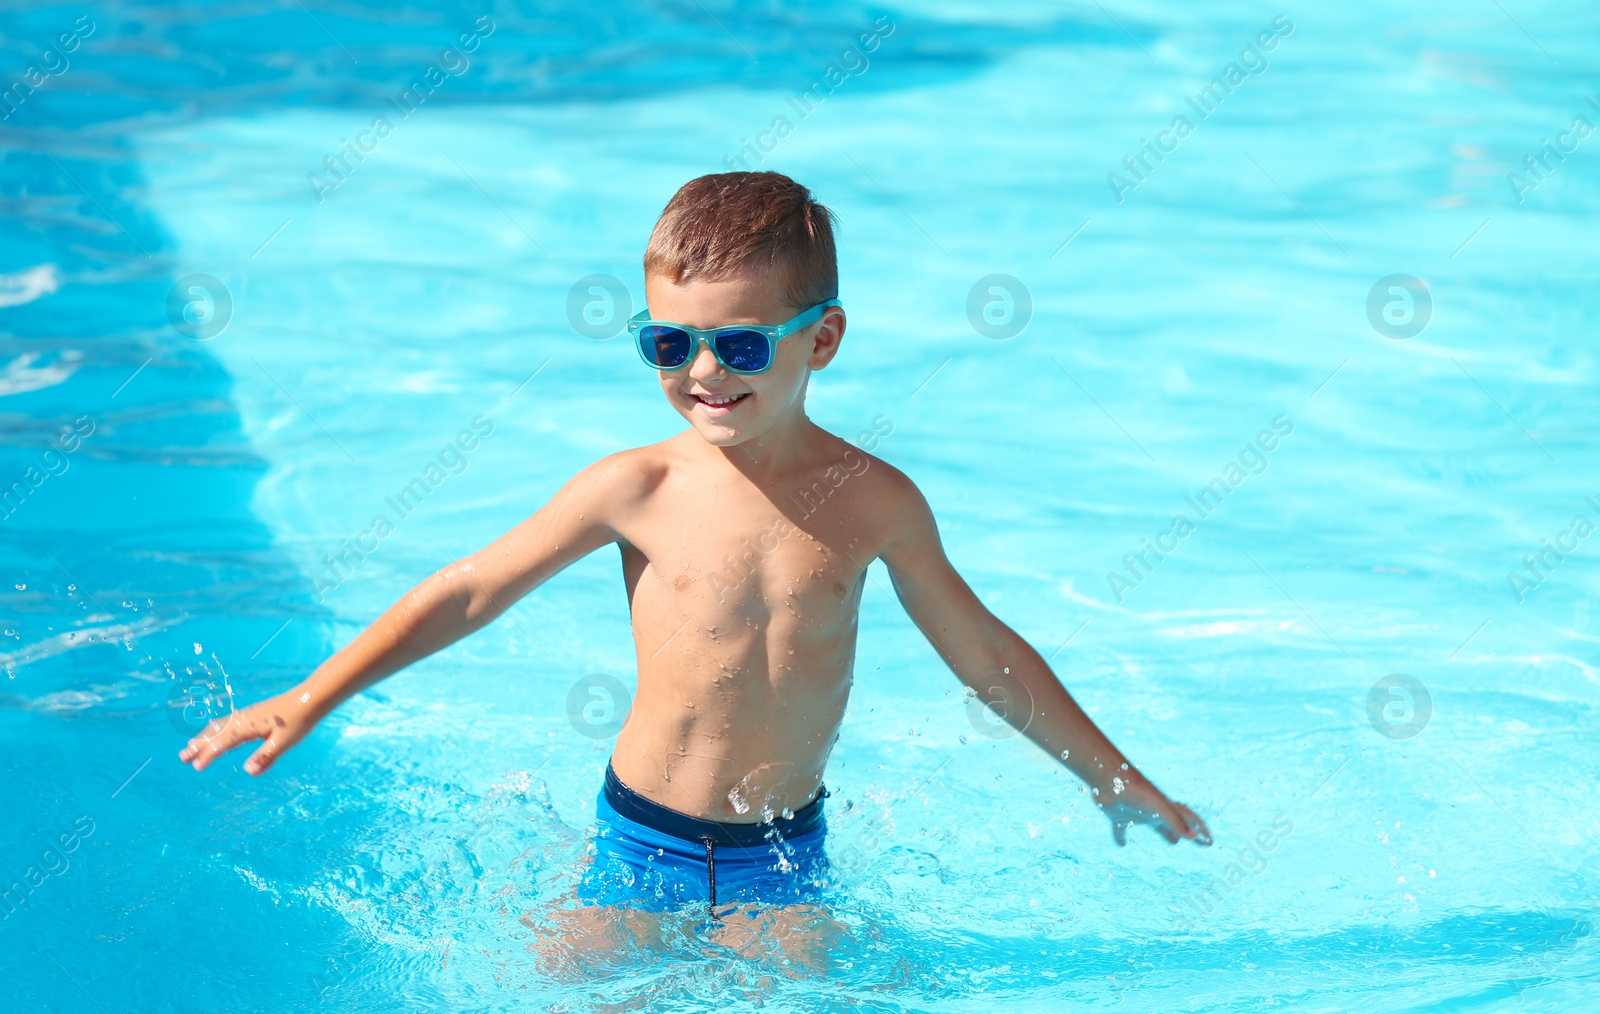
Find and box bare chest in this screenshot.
[621,474,874,636]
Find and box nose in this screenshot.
[685,338,726,382]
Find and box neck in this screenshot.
[708,410,814,485]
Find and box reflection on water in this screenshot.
[3,0,1598,1010]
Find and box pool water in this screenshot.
[3,1,1598,1010]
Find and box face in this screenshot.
[642,267,845,448]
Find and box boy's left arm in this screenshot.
[875,469,1212,847]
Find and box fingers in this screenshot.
[244,736,282,776]
[178,712,263,772]
[1158,824,1181,844]
[1171,802,1213,846]
[1111,820,1128,847]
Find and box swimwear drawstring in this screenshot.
[699,835,717,916]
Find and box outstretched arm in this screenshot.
[876,468,1211,847]
[179,452,643,776]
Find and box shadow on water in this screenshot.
[0,2,1125,1008]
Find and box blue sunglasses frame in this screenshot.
[627,299,842,374]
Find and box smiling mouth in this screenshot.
[690,392,751,409]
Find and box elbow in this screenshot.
[409,562,477,622]
[433,559,501,625]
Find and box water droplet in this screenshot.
[1003,666,1010,674]
[193,643,202,654]
[959,735,968,744]
[1120,762,1129,770]
[781,808,794,820]
[67,584,76,592]
[1112,777,1126,794]
[121,600,133,608]
[14,584,24,591]
[1060,749,1070,760]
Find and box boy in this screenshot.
[180,171,1210,934]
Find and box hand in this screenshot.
[1094,773,1212,847]
[177,691,317,776]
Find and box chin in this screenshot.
[688,418,751,446]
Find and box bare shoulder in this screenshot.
[582,442,670,494]
[545,442,673,531]
[809,429,939,560]
[851,445,923,512]
[807,426,915,507]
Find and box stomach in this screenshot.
[616,618,855,820]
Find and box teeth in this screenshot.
[698,393,747,406]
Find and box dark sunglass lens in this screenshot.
[640,325,691,368]
[713,330,770,372]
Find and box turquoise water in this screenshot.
[3,1,1598,1009]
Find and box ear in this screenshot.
[806,305,846,370]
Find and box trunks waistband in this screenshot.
[603,762,828,849]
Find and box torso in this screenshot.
[606,426,886,821]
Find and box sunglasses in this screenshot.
[627,299,841,375]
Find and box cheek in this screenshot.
[775,333,816,376]
[756,356,805,399]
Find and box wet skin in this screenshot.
[179,265,1211,849]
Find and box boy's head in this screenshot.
[642,171,846,449]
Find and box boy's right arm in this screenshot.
[178,452,645,776]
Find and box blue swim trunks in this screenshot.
[575,763,832,915]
